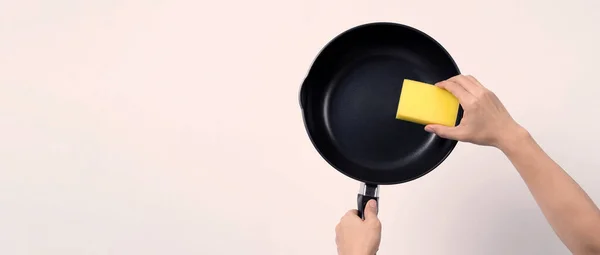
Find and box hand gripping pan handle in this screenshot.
[357,183,379,219]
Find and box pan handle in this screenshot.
[357,183,379,219]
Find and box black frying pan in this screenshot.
[299,22,463,218]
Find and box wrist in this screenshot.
[495,124,531,153]
[340,251,372,255]
[341,248,376,255]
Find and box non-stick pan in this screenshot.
[299,22,463,218]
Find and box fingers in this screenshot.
[337,209,359,231]
[448,75,477,94]
[363,200,379,221]
[464,75,483,88]
[435,80,474,105]
[448,75,486,97]
[345,209,359,217]
[339,209,360,223]
[424,124,464,141]
[364,200,381,230]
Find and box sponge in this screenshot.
[395,79,459,127]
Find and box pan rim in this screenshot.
[299,21,462,185]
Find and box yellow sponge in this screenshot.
[395,79,459,126]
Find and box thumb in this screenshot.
[424,124,462,140]
[364,199,378,221]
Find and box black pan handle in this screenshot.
[357,183,379,219]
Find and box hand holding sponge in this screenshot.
[395,79,460,127]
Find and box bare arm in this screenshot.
[426,75,600,255]
[500,128,600,254]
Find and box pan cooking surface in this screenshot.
[325,53,436,170]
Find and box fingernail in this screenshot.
[424,126,433,133]
[369,200,377,208]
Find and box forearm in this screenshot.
[500,129,600,254]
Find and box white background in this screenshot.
[1,0,599,254]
